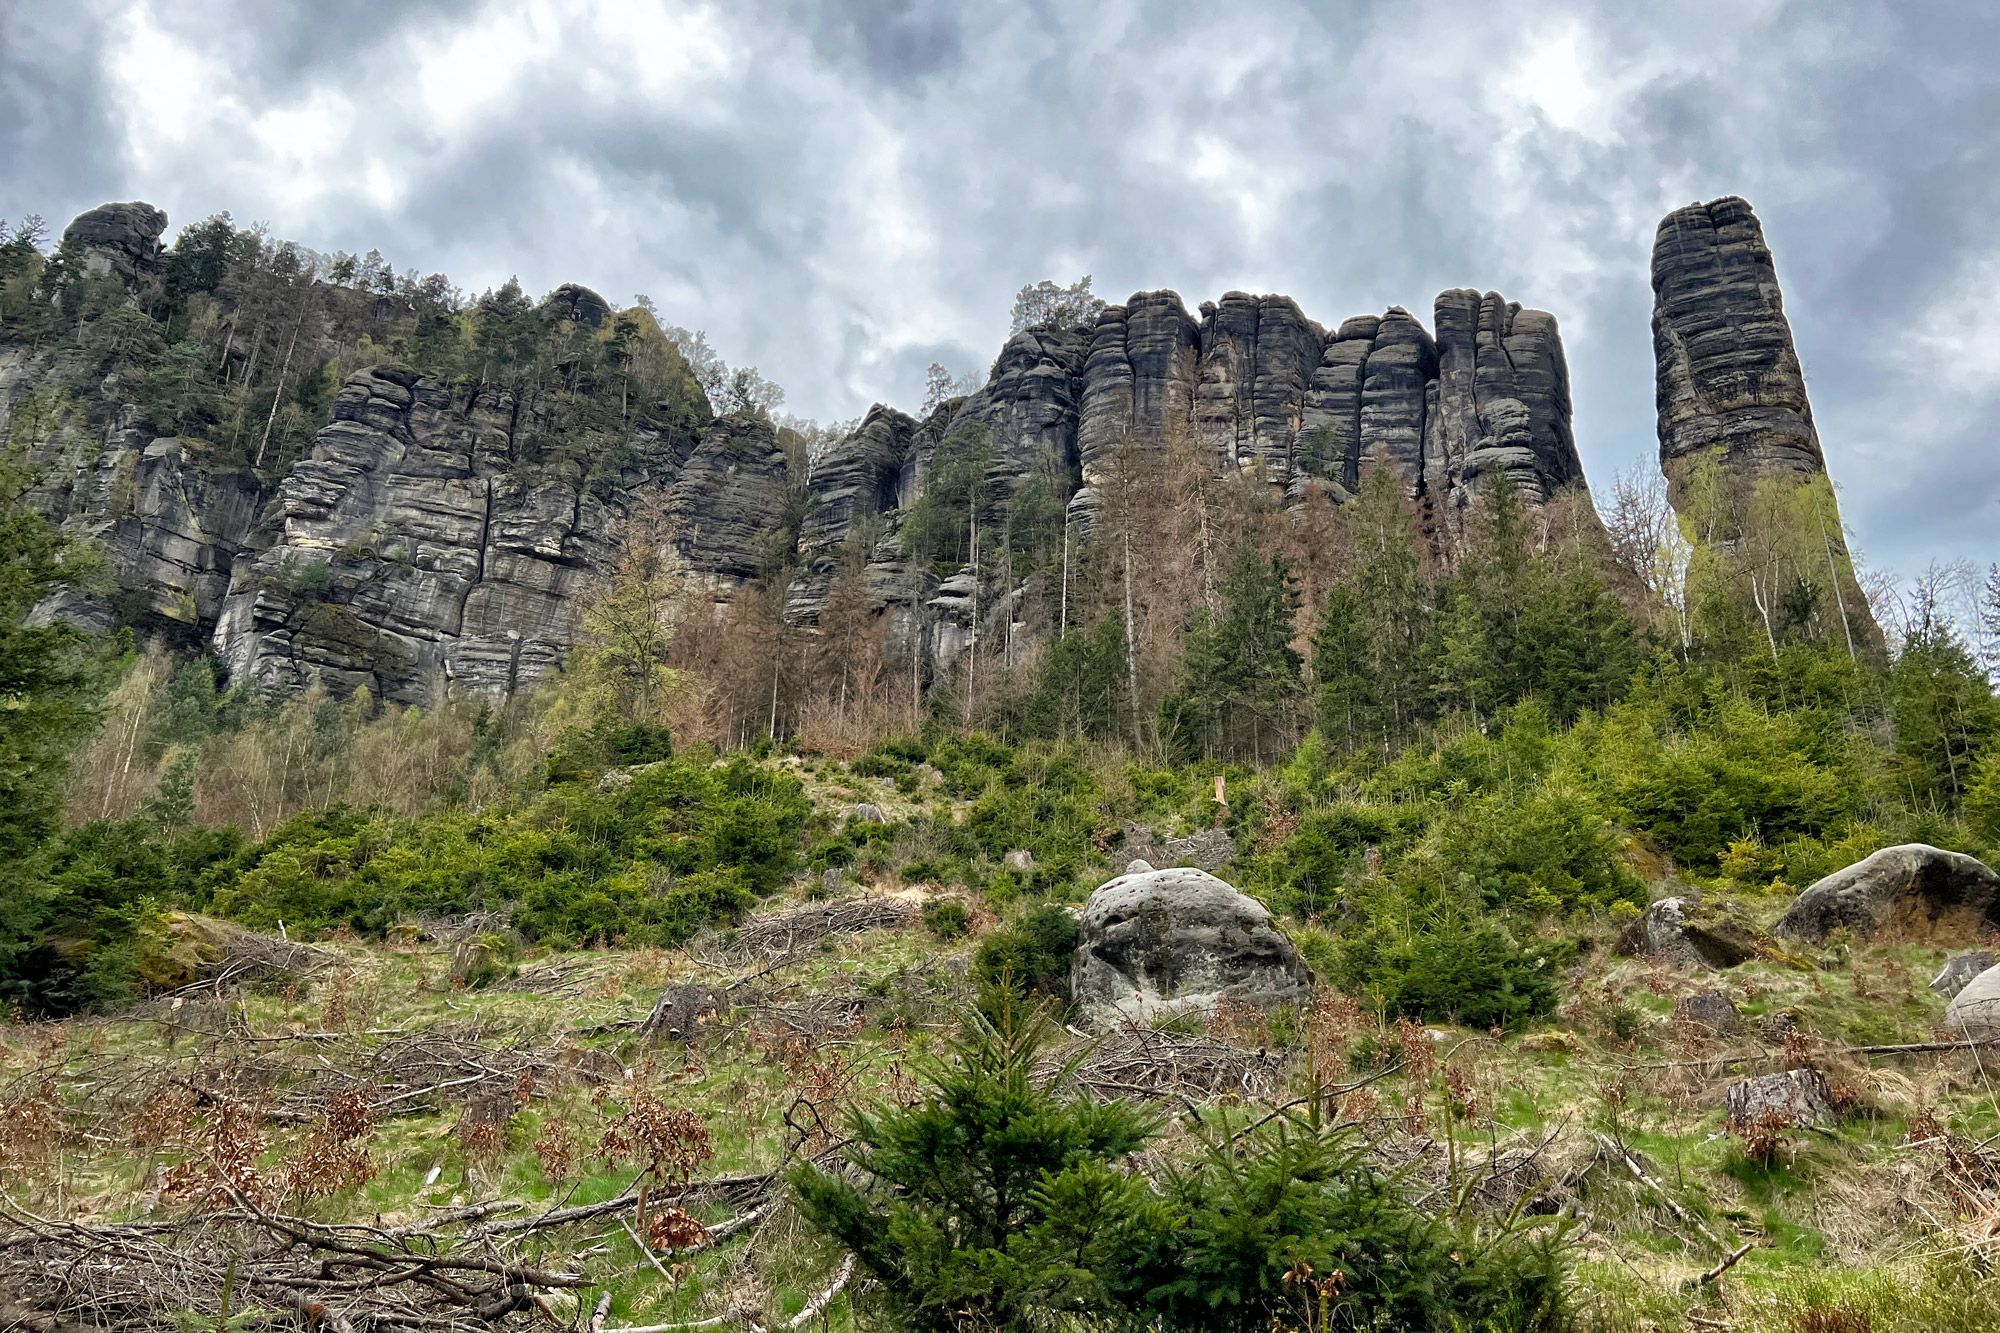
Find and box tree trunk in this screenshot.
[1123,533,1141,751]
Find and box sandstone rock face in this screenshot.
[1945,964,2000,1040]
[210,364,743,704]
[1931,951,1998,999]
[1652,196,1824,486]
[788,284,1592,640]
[1773,844,2000,945]
[666,413,794,581]
[1072,867,1312,1027]
[26,406,265,634]
[541,283,612,328]
[61,201,168,296]
[19,199,1617,706]
[1617,896,1761,969]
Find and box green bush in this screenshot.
[791,1009,1574,1333]
[972,902,1079,1010]
[1136,1117,1574,1333]
[1595,697,1860,869]
[1433,780,1643,913]
[203,752,810,945]
[921,899,971,939]
[1331,904,1559,1029]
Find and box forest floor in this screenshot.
[6,817,2000,1331]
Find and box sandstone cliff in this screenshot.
[1652,195,1825,487]
[7,199,1631,704]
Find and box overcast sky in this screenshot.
[3,0,1996,581]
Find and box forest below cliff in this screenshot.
[9,202,2000,1331]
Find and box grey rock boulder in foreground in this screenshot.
[1072,866,1312,1028]
[1616,895,1761,969]
[1931,950,1998,1000]
[1946,965,2000,1041]
[1773,845,2000,944]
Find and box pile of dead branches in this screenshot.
[731,991,871,1042]
[1044,1026,1287,1103]
[708,897,918,969]
[275,1023,622,1120]
[0,1174,784,1333]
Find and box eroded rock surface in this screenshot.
[1932,951,1998,1000]
[1652,196,1824,485]
[1617,896,1761,969]
[62,201,169,296]
[1072,867,1312,1027]
[1773,845,2000,945]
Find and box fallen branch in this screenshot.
[612,1253,855,1333]
[1595,1133,1724,1250]
[1687,1241,1755,1288]
[782,1252,856,1329]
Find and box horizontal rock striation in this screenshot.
[16,197,1613,705]
[792,285,1590,629]
[211,365,743,703]
[1652,196,1824,485]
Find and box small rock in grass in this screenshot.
[1725,1068,1836,1127]
[1673,990,1745,1035]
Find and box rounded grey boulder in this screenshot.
[1072,867,1312,1028]
[1773,844,2000,944]
[1946,964,2000,1041]
[1617,895,1760,970]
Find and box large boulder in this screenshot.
[1616,895,1761,969]
[1945,965,2000,1041]
[1773,845,2000,945]
[1072,867,1312,1027]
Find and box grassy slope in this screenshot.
[8,763,2000,1332]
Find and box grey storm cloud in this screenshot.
[2,0,1997,579]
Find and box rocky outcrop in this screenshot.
[541,283,612,328]
[16,197,1620,705]
[667,412,793,581]
[25,407,264,635]
[788,284,1590,631]
[211,364,740,703]
[1772,845,2000,945]
[1652,196,1824,487]
[1194,292,1326,480]
[1430,291,1581,503]
[1076,290,1203,477]
[61,201,168,298]
[1616,895,1762,969]
[1071,866,1312,1027]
